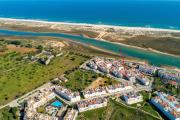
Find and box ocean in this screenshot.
[0,0,180,29]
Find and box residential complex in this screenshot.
[106,83,133,94]
[77,97,108,112]
[24,87,58,120]
[54,86,81,102]
[137,65,157,76]
[151,92,180,120]
[82,87,107,99]
[86,57,151,86]
[158,69,180,86]
[123,92,143,105]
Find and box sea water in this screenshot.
[0,0,180,29]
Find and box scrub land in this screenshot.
[0,18,180,56]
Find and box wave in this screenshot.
[0,17,180,32]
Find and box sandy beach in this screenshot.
[0,18,180,32]
[0,17,180,56]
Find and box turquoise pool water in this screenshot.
[51,100,63,108]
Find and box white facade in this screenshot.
[136,76,150,86]
[77,97,108,112]
[78,102,107,112]
[33,93,56,108]
[55,86,81,102]
[106,85,133,94]
[83,88,107,99]
[123,93,143,105]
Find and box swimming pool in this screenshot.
[51,100,63,108]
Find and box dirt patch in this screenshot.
[87,77,119,89]
[87,77,105,89]
[6,45,36,54]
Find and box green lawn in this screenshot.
[141,102,159,118]
[0,52,88,105]
[77,107,106,120]
[77,99,158,120]
[137,92,159,117]
[108,100,158,120]
[63,69,98,91]
[0,52,25,72]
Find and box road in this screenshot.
[0,82,51,109]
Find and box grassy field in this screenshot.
[0,36,124,105]
[63,69,119,92]
[77,107,106,120]
[138,92,160,117]
[63,69,98,92]
[77,99,158,120]
[0,52,88,105]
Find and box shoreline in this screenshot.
[0,17,180,33]
[95,38,180,58]
[0,33,179,70]
[0,17,179,58]
[81,33,180,58]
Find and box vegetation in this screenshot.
[37,106,46,114]
[77,107,106,120]
[64,69,98,91]
[0,52,88,105]
[122,35,180,55]
[138,92,160,117]
[141,102,160,118]
[0,107,19,120]
[6,40,21,46]
[77,99,158,120]
[153,77,179,95]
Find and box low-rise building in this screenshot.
[24,87,57,120]
[106,83,133,94]
[158,69,180,86]
[87,61,98,70]
[138,65,157,75]
[77,97,108,112]
[55,86,80,102]
[123,92,143,105]
[136,75,150,86]
[110,67,123,78]
[82,87,107,98]
[28,89,56,109]
[151,92,180,120]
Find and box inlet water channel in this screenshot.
[0,29,179,68]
